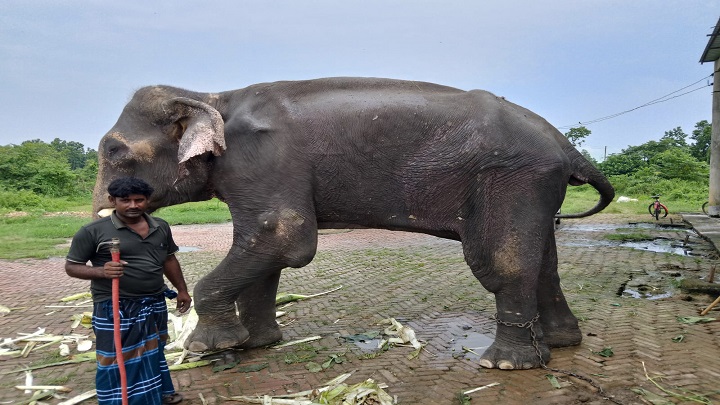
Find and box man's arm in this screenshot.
[65,260,124,280]
[163,254,191,313]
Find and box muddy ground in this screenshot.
[1,213,720,404]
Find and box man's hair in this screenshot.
[107,177,154,198]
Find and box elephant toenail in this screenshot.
[478,359,495,369]
[187,341,208,352]
[498,361,515,370]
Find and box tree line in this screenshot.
[0,139,97,209]
[0,120,713,210]
[567,120,711,202]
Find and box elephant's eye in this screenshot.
[104,139,128,160]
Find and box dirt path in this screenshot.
[1,214,719,404]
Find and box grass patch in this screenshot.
[0,215,91,259]
[154,199,231,225]
[605,232,654,242]
[562,183,707,216]
[0,198,231,260]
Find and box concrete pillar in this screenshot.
[709,60,720,216]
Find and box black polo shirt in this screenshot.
[66,211,179,302]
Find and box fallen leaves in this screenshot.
[221,372,395,405]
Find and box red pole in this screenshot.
[110,240,128,405]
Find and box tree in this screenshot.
[689,120,711,163]
[564,126,591,148]
[641,148,708,182]
[51,138,88,170]
[0,140,76,196]
[660,127,688,149]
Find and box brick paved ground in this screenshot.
[2,213,720,404]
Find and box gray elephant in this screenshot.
[92,77,614,370]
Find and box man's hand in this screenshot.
[176,291,192,313]
[103,260,126,279]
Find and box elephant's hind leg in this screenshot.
[463,224,551,370]
[237,270,284,348]
[536,231,582,348]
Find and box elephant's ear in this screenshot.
[162,97,227,179]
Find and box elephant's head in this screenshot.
[92,86,226,216]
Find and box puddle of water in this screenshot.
[450,332,494,359]
[621,240,691,256]
[561,237,704,257]
[178,246,201,252]
[562,224,621,232]
[622,288,673,300]
[352,338,384,352]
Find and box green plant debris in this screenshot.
[307,353,346,372]
[275,285,343,305]
[60,292,92,302]
[221,372,394,404]
[592,347,614,358]
[546,374,562,389]
[236,363,268,373]
[284,350,318,364]
[641,361,714,404]
[168,359,213,371]
[677,316,716,324]
[272,336,322,349]
[631,387,675,405]
[671,335,685,343]
[456,391,471,405]
[212,361,237,372]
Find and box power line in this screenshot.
[557,74,713,130]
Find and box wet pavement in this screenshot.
[1,213,720,404]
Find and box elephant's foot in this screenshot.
[479,313,550,369]
[539,314,582,348]
[185,312,250,352]
[543,326,582,348]
[239,325,283,349]
[478,340,550,370]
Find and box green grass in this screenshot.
[562,184,706,216]
[0,215,91,259]
[0,198,230,260]
[154,199,231,225]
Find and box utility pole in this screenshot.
[709,63,720,217]
[701,19,720,217]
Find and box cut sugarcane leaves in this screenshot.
[221,372,394,405]
[275,285,342,305]
[60,292,92,302]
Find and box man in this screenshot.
[65,177,191,405]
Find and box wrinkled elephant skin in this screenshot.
[92,77,614,369]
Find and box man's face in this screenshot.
[109,194,149,220]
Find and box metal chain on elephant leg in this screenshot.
[491,313,625,405]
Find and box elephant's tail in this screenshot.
[555,147,615,219]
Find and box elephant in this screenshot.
[91,77,614,370]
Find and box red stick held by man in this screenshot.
[109,238,129,405]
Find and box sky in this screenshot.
[1,1,718,161]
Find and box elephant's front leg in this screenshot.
[185,250,284,352]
